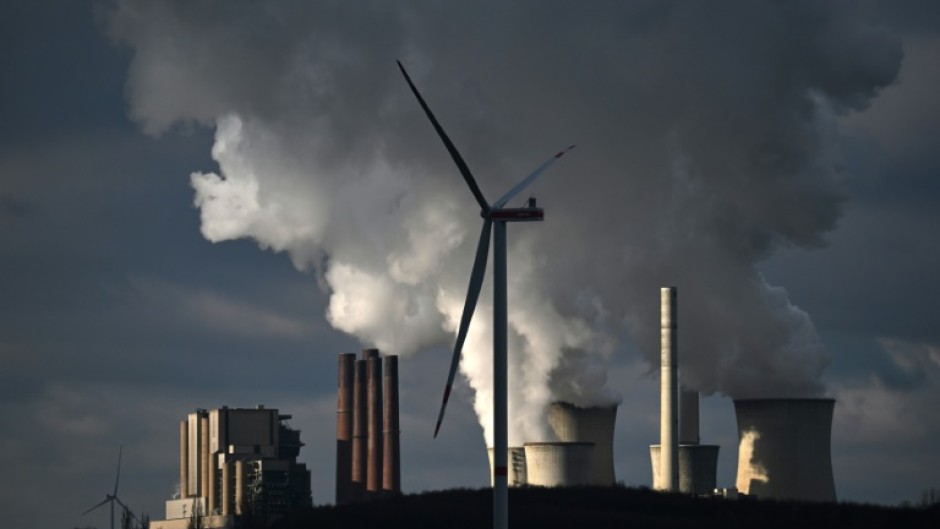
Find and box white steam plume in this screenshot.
[110,1,901,444]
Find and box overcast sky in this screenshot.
[2,2,940,528]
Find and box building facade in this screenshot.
[151,406,312,529]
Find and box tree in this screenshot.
[187,501,204,529]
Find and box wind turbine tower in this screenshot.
[82,445,141,529]
[398,61,574,529]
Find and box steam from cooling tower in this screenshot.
[109,2,902,441]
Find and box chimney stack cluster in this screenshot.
[336,349,400,504]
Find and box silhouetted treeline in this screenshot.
[272,485,940,529]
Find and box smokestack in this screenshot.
[351,359,367,501]
[659,286,679,491]
[364,348,383,498]
[335,352,355,505]
[734,398,836,501]
[382,355,401,495]
[200,415,210,500]
[180,420,188,498]
[547,402,618,485]
[679,387,700,446]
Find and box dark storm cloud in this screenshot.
[0,193,33,220]
[107,0,903,423]
[2,2,939,526]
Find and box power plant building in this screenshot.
[151,406,312,529]
[734,398,837,502]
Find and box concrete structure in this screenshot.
[524,442,594,487]
[150,406,312,529]
[679,388,699,445]
[547,401,617,486]
[487,446,528,487]
[351,358,367,501]
[650,289,721,495]
[336,350,401,503]
[658,287,679,491]
[200,416,209,509]
[365,349,383,497]
[650,444,720,494]
[335,352,355,505]
[734,398,836,502]
[651,385,720,494]
[179,421,188,498]
[382,355,401,495]
[220,461,231,516]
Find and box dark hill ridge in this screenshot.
[273,486,939,529]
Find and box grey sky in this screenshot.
[1,2,939,528]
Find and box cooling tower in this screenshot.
[487,446,527,487]
[679,387,700,445]
[734,398,836,502]
[547,402,617,485]
[524,442,594,487]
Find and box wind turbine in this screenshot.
[398,61,573,529]
[82,445,141,529]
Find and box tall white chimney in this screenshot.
[659,286,679,491]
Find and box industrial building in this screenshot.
[734,398,837,501]
[335,349,401,504]
[150,406,312,529]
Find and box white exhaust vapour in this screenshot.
[109,2,901,443]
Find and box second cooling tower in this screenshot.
[547,401,617,485]
[524,442,594,487]
[734,398,836,502]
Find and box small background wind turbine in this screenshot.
[82,445,141,529]
[398,60,573,529]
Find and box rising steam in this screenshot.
[110,1,901,444]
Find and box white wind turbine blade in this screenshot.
[492,145,576,209]
[434,218,492,438]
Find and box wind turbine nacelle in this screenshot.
[489,208,544,222]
